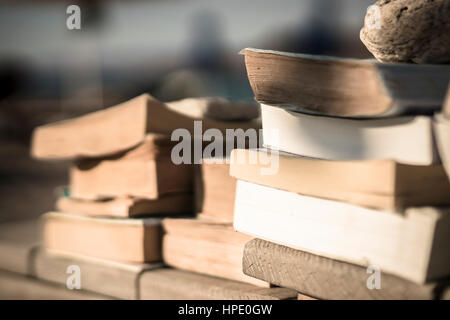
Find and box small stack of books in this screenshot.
[161,146,268,287]
[31,94,260,265]
[231,48,450,300]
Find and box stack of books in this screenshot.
[231,48,450,300]
[162,150,268,287]
[31,94,260,265]
[196,161,237,223]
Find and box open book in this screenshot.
[31,94,260,159]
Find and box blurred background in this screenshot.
[0,0,375,223]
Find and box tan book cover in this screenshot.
[43,212,162,263]
[230,149,450,210]
[196,161,236,223]
[162,218,268,287]
[69,134,192,200]
[56,193,193,218]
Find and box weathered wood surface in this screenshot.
[0,219,40,275]
[140,268,296,300]
[0,270,110,300]
[442,287,450,300]
[33,248,162,300]
[243,239,450,300]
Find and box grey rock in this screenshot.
[360,0,450,64]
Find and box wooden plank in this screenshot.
[0,270,110,300]
[243,239,450,300]
[33,248,162,300]
[140,268,296,300]
[443,288,450,300]
[0,219,40,275]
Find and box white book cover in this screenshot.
[233,180,450,284]
[261,104,438,165]
[435,114,450,180]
